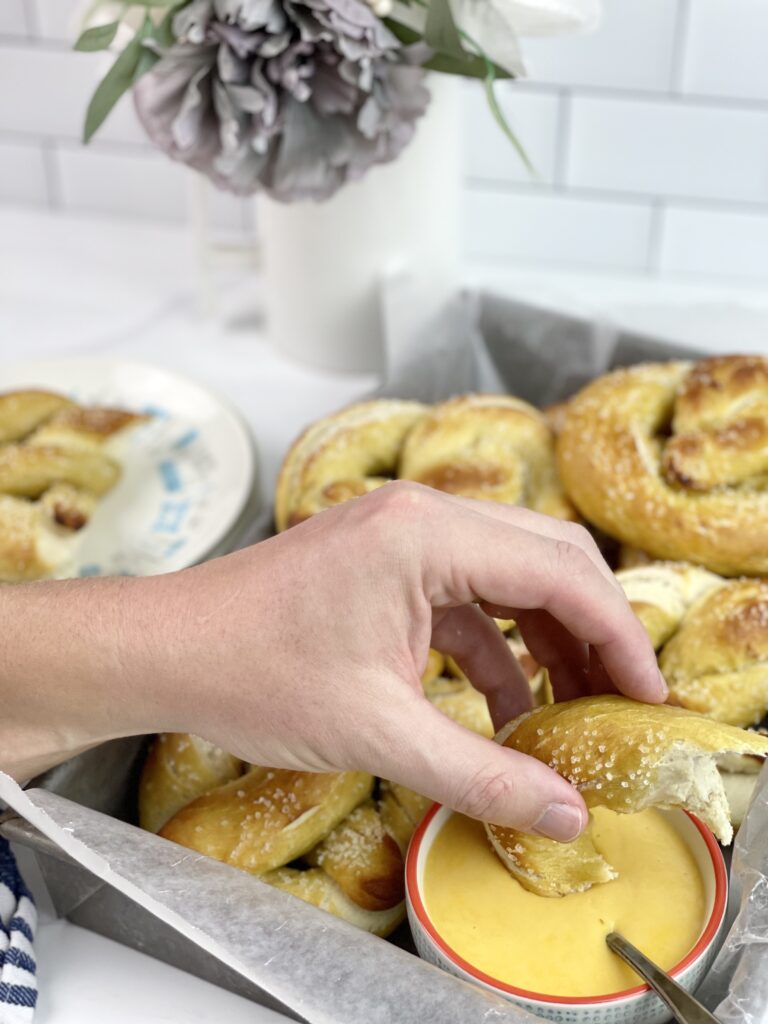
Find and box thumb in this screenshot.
[373,696,588,842]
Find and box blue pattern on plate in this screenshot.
[152,500,190,534]
[158,460,182,493]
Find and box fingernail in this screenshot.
[532,803,585,842]
[657,669,669,701]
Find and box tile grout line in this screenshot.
[552,88,571,187]
[493,78,768,113]
[22,0,38,39]
[463,178,768,216]
[0,33,71,51]
[0,127,156,156]
[40,139,62,210]
[464,251,768,285]
[646,198,666,273]
[669,0,692,95]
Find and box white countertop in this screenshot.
[33,920,289,1024]
[3,205,768,1023]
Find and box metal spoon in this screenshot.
[606,932,720,1024]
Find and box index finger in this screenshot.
[417,493,666,704]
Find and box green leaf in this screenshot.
[74,19,120,51]
[83,16,152,143]
[153,5,178,48]
[384,18,421,44]
[422,49,511,80]
[424,0,465,62]
[135,43,160,77]
[483,70,536,176]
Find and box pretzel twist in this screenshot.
[274,400,427,531]
[399,394,577,520]
[617,563,768,728]
[0,391,145,581]
[487,696,768,897]
[557,356,768,576]
[276,394,576,531]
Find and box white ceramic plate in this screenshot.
[1,358,258,578]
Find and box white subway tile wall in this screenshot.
[1,0,768,278]
[56,145,190,221]
[521,0,680,92]
[464,86,561,186]
[682,0,768,102]
[0,0,30,37]
[33,0,82,42]
[660,205,768,282]
[0,138,49,204]
[464,188,653,270]
[566,96,768,204]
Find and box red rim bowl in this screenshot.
[405,803,728,1006]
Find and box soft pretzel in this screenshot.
[378,780,433,855]
[0,406,146,499]
[0,493,84,582]
[618,565,768,813]
[617,562,724,649]
[262,866,405,938]
[557,356,768,575]
[0,444,120,498]
[27,407,144,452]
[39,483,97,532]
[274,399,427,531]
[138,733,245,833]
[421,648,445,685]
[617,563,768,727]
[658,579,768,727]
[142,742,404,930]
[664,357,768,490]
[543,401,570,437]
[399,394,576,520]
[0,391,146,581]
[617,545,657,570]
[423,675,494,738]
[486,696,768,897]
[161,768,407,933]
[159,767,373,874]
[0,390,74,443]
[304,799,404,912]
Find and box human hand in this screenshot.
[138,483,665,842]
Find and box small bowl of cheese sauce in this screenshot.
[406,804,727,1024]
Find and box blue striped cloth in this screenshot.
[0,838,36,1023]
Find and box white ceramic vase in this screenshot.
[257,75,461,374]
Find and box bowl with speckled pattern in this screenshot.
[406,803,727,1024]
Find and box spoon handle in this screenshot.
[606,932,720,1024]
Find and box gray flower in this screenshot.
[133,0,430,201]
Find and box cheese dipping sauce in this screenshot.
[423,807,706,997]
